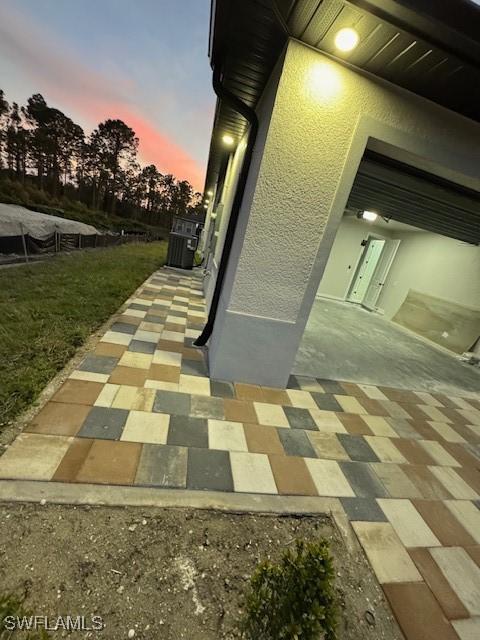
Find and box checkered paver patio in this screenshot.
[1,268,480,640]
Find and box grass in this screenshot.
[0,241,167,431]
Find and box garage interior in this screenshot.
[293,153,480,396]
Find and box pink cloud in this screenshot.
[0,1,206,190]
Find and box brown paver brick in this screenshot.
[234,383,265,402]
[338,413,373,436]
[268,455,317,496]
[465,546,480,568]
[157,339,184,353]
[53,438,94,482]
[243,423,285,455]
[109,366,148,387]
[51,380,103,406]
[413,500,476,547]
[164,322,185,333]
[357,397,390,417]
[148,364,180,383]
[339,382,364,397]
[394,438,436,466]
[76,440,142,484]
[261,387,291,405]
[408,548,470,620]
[26,402,91,436]
[94,342,127,358]
[116,314,142,325]
[401,404,435,422]
[440,408,467,424]
[411,420,445,441]
[383,582,460,640]
[455,465,480,494]
[182,347,204,361]
[224,399,258,423]
[383,389,419,404]
[403,465,453,500]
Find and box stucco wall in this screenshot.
[209,38,480,386]
[228,40,480,319]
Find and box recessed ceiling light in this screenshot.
[362,210,378,221]
[334,28,359,52]
[222,134,234,146]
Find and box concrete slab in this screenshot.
[293,298,480,396]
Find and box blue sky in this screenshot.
[0,0,215,190]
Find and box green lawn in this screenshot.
[0,242,167,431]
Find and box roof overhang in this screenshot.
[204,0,480,196]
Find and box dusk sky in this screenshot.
[0,0,215,191]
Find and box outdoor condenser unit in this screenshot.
[166,215,203,270]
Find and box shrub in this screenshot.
[242,539,337,640]
[0,592,50,639]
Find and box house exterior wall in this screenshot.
[208,38,480,386]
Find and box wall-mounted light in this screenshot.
[334,28,359,53]
[203,204,208,209]
[360,210,378,222]
[207,190,213,196]
[307,62,341,100]
[222,134,234,146]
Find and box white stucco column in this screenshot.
[207,40,480,387]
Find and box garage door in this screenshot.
[347,152,480,245]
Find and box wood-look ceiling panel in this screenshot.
[301,0,344,47]
[288,0,324,38]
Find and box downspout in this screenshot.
[194,66,259,346]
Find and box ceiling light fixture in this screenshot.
[361,210,378,222]
[222,134,234,146]
[334,28,359,52]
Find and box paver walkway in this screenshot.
[1,268,480,640]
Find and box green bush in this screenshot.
[242,539,338,640]
[0,592,50,639]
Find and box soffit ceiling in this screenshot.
[205,0,480,195]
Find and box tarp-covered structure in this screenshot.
[0,202,120,257]
[0,203,97,238]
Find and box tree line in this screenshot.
[0,89,202,227]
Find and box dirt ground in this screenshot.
[0,503,402,640]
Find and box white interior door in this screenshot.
[362,239,401,310]
[347,238,385,304]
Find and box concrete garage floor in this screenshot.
[293,298,480,397]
